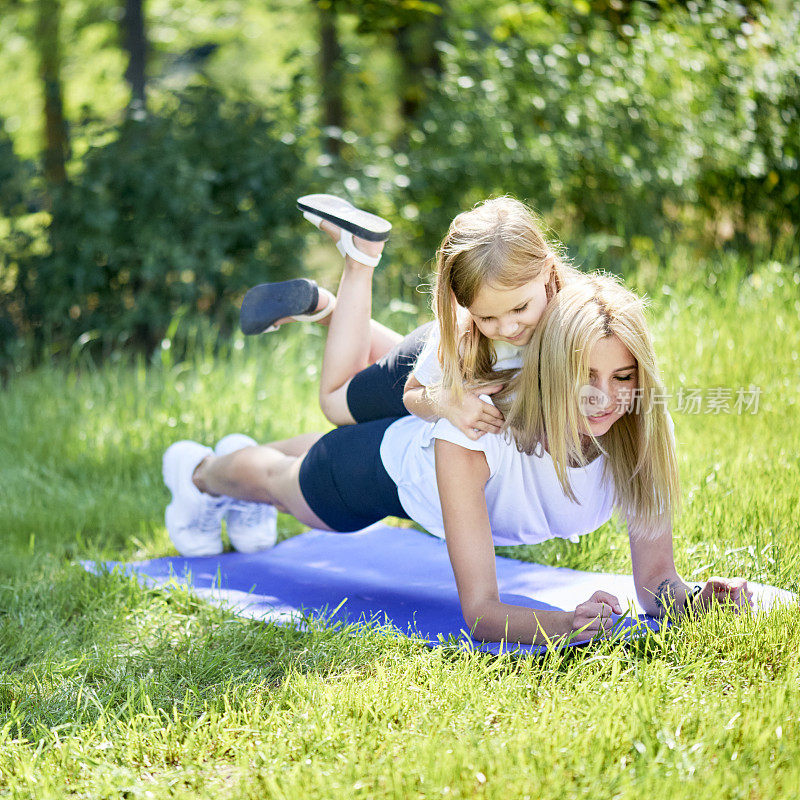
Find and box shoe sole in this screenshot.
[297,194,392,242]
[239,278,319,336]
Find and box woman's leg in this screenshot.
[267,432,323,457]
[193,438,330,529]
[165,418,407,556]
[191,416,406,535]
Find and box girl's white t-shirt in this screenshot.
[412,318,524,388]
[379,414,616,547]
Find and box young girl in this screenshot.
[164,274,752,645]
[241,195,580,441]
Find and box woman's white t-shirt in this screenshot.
[379,415,616,547]
[411,318,524,388]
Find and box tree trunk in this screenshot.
[36,0,68,185]
[122,0,148,111]
[394,2,446,136]
[317,1,344,157]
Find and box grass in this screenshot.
[1,258,799,798]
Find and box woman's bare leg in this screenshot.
[193,439,330,529]
[268,432,323,457]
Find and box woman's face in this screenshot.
[579,335,638,437]
[466,273,551,347]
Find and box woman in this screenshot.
[163,274,751,645]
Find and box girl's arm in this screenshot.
[405,375,504,441]
[627,517,752,616]
[402,374,439,422]
[435,439,621,644]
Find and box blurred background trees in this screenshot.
[0,0,798,365]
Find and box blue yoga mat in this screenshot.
[86,524,795,656]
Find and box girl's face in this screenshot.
[579,335,639,437]
[466,273,551,346]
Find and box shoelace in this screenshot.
[196,498,229,533]
[229,501,268,527]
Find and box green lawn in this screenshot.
[1,259,799,798]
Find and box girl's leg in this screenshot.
[275,289,402,365]
[273,219,402,360]
[314,220,401,425]
[194,439,330,529]
[266,219,403,425]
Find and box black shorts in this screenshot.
[298,417,410,532]
[345,322,434,423]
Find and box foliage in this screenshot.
[16,87,307,355]
[0,123,34,218]
[2,0,799,363]
[0,124,38,369]
[326,0,443,34]
[330,0,800,275]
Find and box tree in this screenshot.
[347,0,445,137]
[316,0,345,157]
[35,0,68,185]
[121,0,148,111]
[393,2,446,130]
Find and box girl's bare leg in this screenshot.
[275,290,401,364]
[365,318,404,363]
[193,438,330,530]
[315,221,403,425]
[270,219,404,425]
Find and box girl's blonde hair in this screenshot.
[504,273,680,537]
[431,196,579,403]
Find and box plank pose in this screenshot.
[164,261,751,644]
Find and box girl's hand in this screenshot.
[441,384,505,441]
[571,591,622,636]
[693,577,753,612]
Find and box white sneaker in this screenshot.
[214,434,278,553]
[163,440,228,556]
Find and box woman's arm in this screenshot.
[627,516,752,616]
[435,439,621,644]
[405,375,504,441]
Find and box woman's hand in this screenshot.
[570,591,623,637]
[692,576,753,612]
[440,384,505,441]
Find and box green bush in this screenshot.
[694,4,800,259]
[20,87,306,355]
[334,1,799,275]
[0,124,38,371]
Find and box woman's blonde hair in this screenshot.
[431,196,579,402]
[503,273,680,537]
